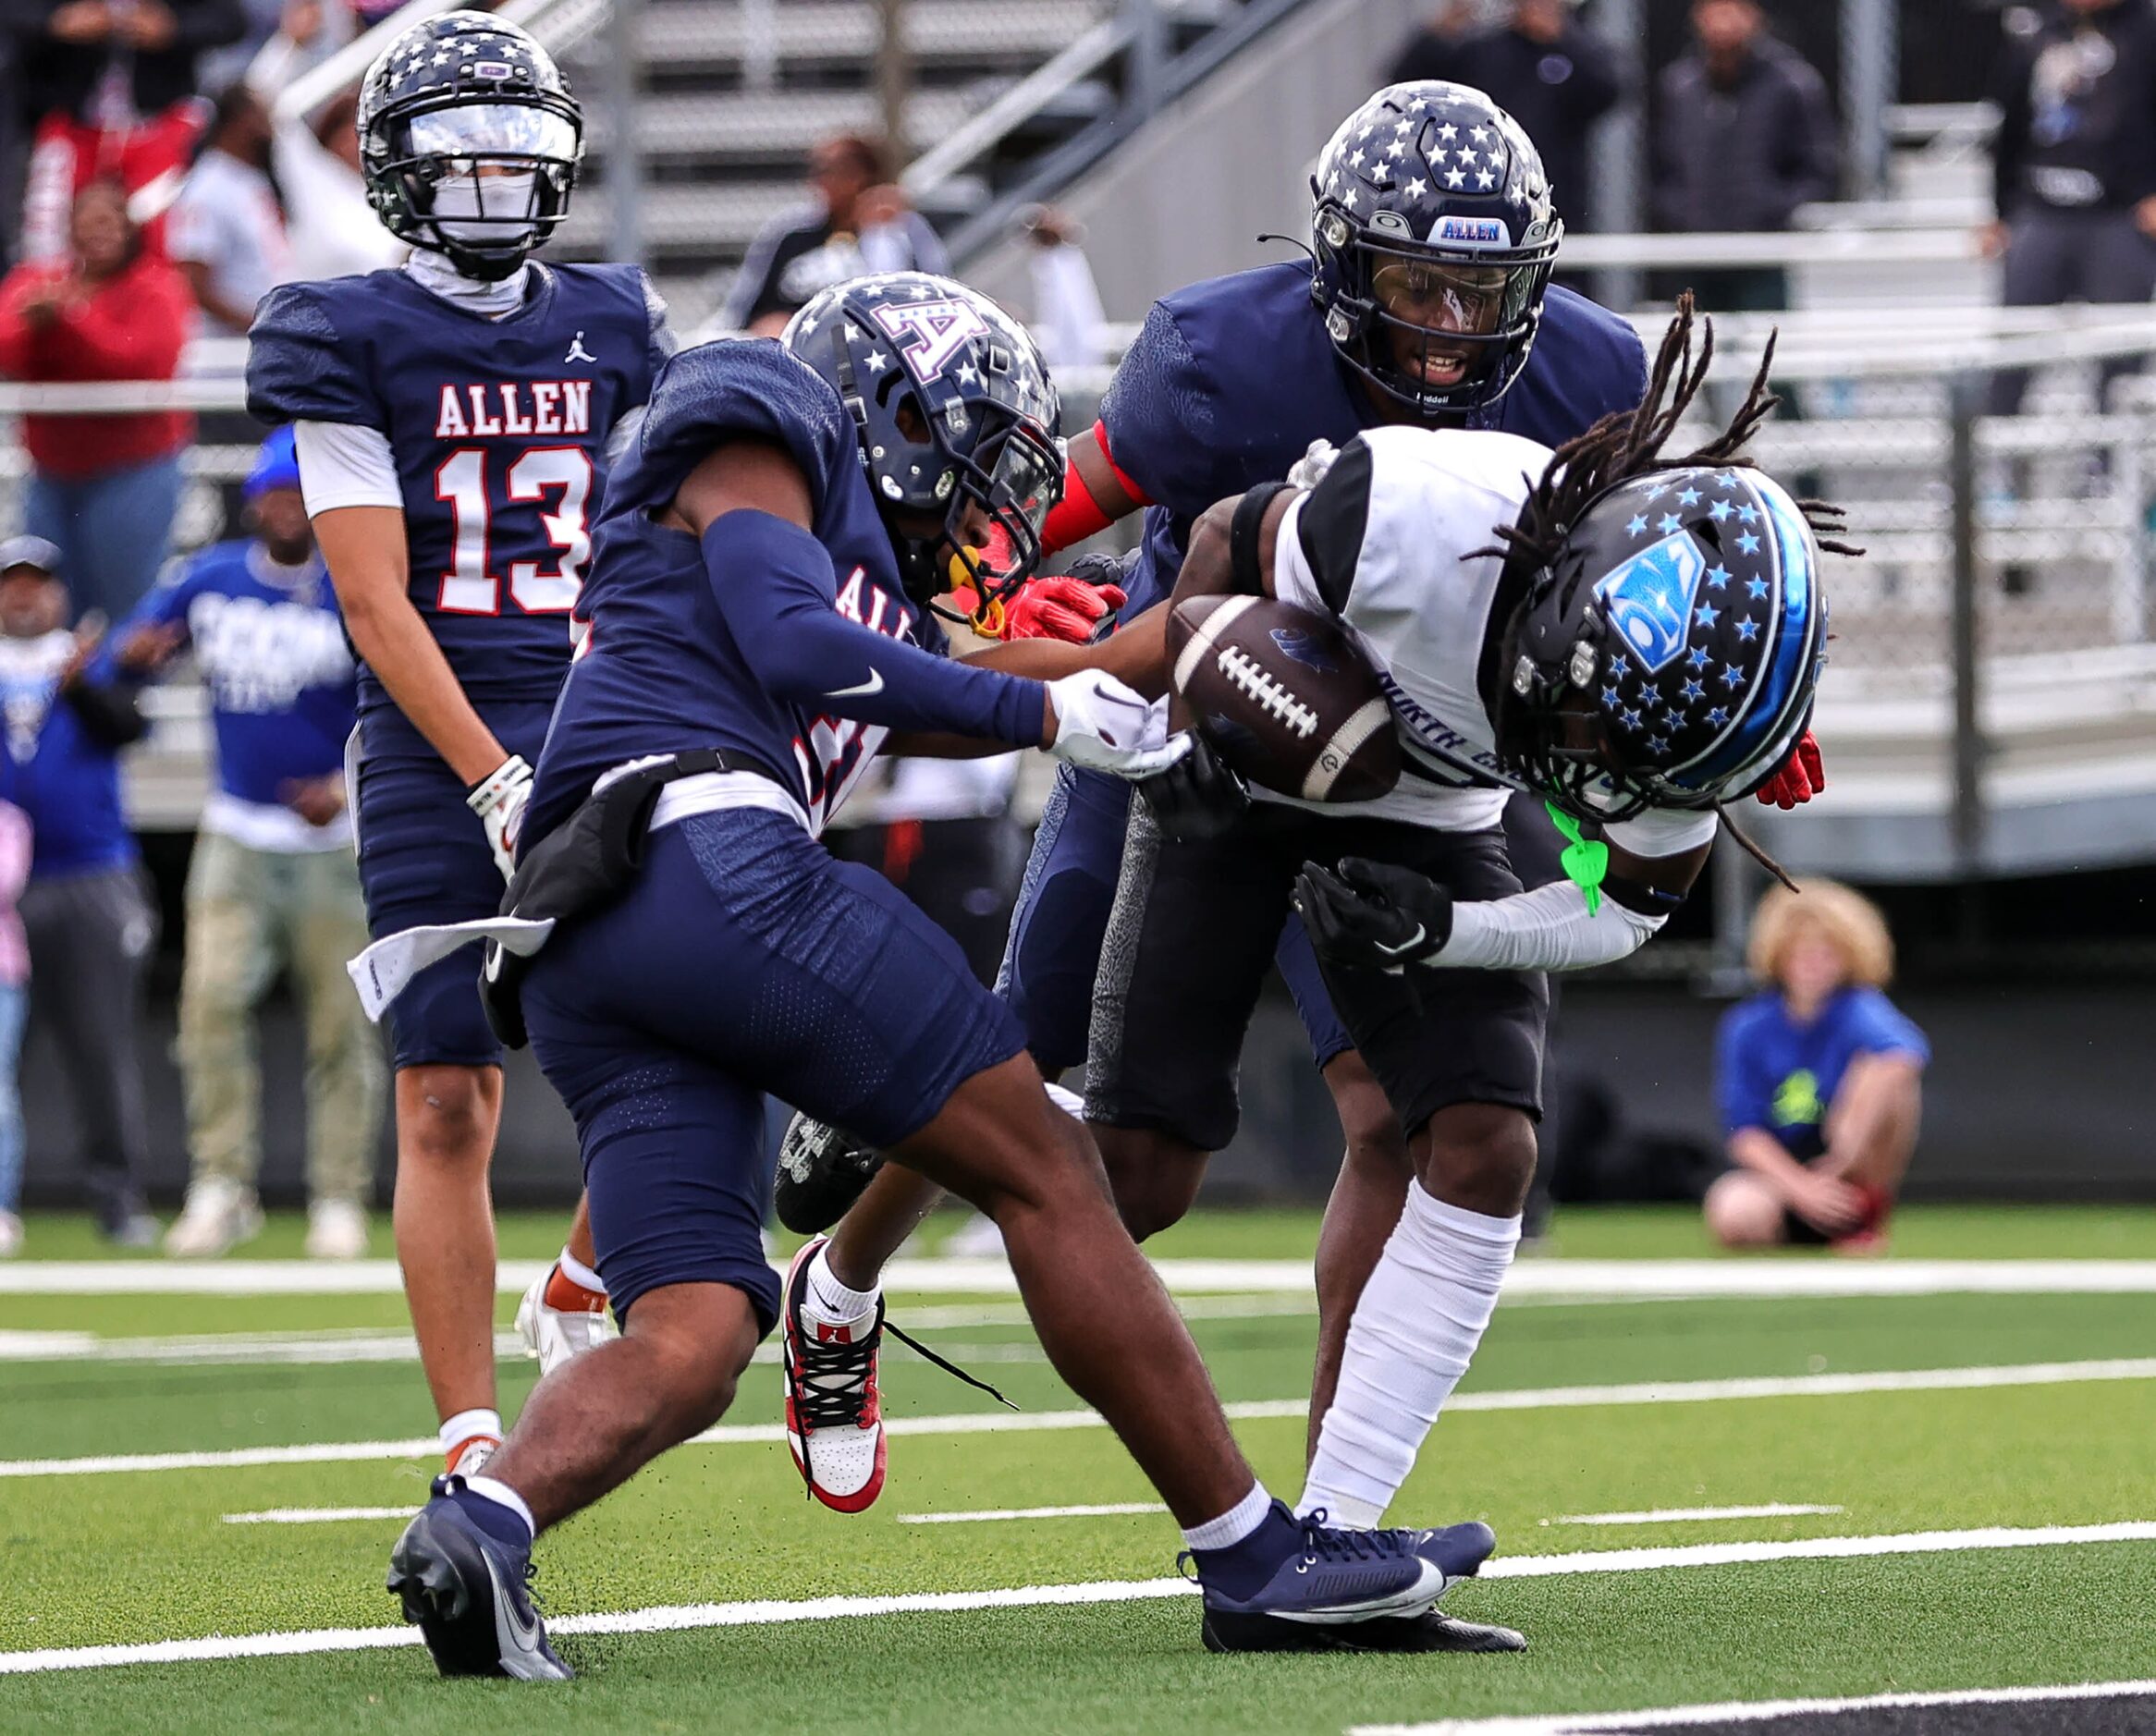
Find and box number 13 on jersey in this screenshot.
[435,446,594,615]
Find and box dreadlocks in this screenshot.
[1482,295,1857,889]
[1486,294,1861,584]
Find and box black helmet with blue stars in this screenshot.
[783,273,1062,607]
[1498,463,1829,823]
[1309,81,1562,419]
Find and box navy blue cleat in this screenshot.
[1189,1505,1499,1654]
[386,1476,571,1681]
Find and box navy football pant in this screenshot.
[522,809,1026,1327]
[994,764,1353,1077]
[352,701,555,1071]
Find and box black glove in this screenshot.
[1294,857,1454,974]
[1134,732,1251,843]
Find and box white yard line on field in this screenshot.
[14,1255,2156,1298]
[1545,1504,1844,1526]
[897,1503,1167,1524]
[9,1358,2156,1479]
[222,1507,416,1525]
[8,1522,2156,1676]
[1348,1677,2156,1734]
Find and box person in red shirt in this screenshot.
[0,178,194,622]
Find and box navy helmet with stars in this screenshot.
[783,272,1062,607]
[1496,465,1829,822]
[1309,81,1562,419]
[358,10,582,282]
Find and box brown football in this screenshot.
[1166,594,1400,802]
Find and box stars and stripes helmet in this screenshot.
[359,11,582,282]
[784,273,1063,607]
[1497,465,1829,822]
[1309,82,1562,418]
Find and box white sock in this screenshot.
[1179,1480,1273,1552]
[439,1407,502,1454]
[804,1243,879,1329]
[556,1249,606,1295]
[462,1473,535,1541]
[1298,1185,1521,1530]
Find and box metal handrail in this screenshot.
[901,18,1130,198]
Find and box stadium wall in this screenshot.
[19,977,2150,1211]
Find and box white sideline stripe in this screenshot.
[222,1507,415,1525]
[9,1524,2156,1677]
[1546,1504,1844,1526]
[898,1503,1166,1524]
[17,1254,2156,1298]
[10,1358,2156,1479]
[1349,1676,2156,1734]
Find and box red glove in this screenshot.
[1754,730,1825,810]
[1004,573,1127,643]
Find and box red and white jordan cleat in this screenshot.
[780,1236,888,1513]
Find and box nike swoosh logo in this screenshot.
[827,671,885,699]
[484,1548,545,1661]
[1373,923,1426,958]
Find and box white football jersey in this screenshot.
[1268,424,1718,860]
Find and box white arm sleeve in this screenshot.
[294,420,402,515]
[1604,805,1720,858]
[1438,879,1667,972]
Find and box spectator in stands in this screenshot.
[169,81,288,334]
[243,0,353,93]
[116,430,381,1260]
[267,87,402,277]
[0,178,194,622]
[721,130,949,336]
[13,0,247,263]
[1652,0,1836,312]
[0,535,159,1247]
[1015,203,1109,372]
[1386,0,1627,226]
[1704,879,1927,1254]
[0,798,30,1258]
[1983,0,2156,425]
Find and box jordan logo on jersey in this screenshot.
[873,299,989,380]
[434,381,594,439]
[1596,532,1709,674]
[565,331,597,364]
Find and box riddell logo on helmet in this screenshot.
[1432,215,1511,248]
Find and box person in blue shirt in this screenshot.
[1706,878,1928,1252]
[115,429,385,1264]
[0,534,158,1245]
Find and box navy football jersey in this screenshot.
[1098,261,1648,614]
[527,339,942,845]
[246,263,668,715]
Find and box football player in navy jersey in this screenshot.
[245,11,675,1477]
[378,274,1501,1679]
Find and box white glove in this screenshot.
[466,753,533,882]
[1043,670,1192,779]
[1286,438,1341,491]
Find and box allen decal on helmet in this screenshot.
[1309,80,1563,416]
[359,10,584,281]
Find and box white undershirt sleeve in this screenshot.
[1438,878,1667,972]
[293,420,403,516]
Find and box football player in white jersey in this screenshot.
[1093,310,1845,1583]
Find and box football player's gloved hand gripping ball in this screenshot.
[1294,857,1454,974]
[1134,734,1251,843]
